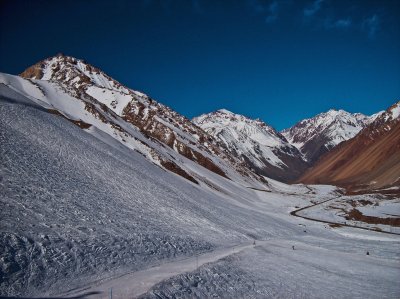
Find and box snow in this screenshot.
[0,88,246,296]
[1,72,266,193]
[368,110,385,123]
[282,108,375,156]
[297,195,400,234]
[358,201,400,218]
[143,237,400,299]
[17,56,273,189]
[1,65,399,298]
[86,85,133,115]
[193,109,301,169]
[0,73,47,104]
[388,101,400,119]
[217,108,233,114]
[61,242,255,298]
[334,228,400,242]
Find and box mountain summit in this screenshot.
[4,54,266,188]
[193,109,308,182]
[281,108,380,163]
[299,101,400,193]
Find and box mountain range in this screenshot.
[281,108,381,163]
[1,53,399,193]
[4,54,267,191]
[193,109,308,182]
[300,102,400,193]
[1,54,400,297]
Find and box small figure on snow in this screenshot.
[366,251,369,255]
[253,239,256,246]
[292,245,295,250]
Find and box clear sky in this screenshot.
[0,0,399,130]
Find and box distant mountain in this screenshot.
[1,54,266,190]
[299,102,400,193]
[193,109,308,182]
[281,109,381,163]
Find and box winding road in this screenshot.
[290,195,400,236]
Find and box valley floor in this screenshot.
[142,232,400,299]
[63,191,400,299]
[64,228,400,299]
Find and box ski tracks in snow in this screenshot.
[58,242,255,299]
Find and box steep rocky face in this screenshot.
[299,101,400,193]
[281,109,380,163]
[14,54,266,187]
[193,109,309,182]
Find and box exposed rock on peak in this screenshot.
[299,101,400,193]
[7,55,268,188]
[193,110,308,182]
[281,108,377,163]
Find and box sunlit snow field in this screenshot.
[1,85,399,298]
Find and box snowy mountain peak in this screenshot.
[193,110,308,182]
[386,100,400,120]
[20,54,145,97]
[326,108,342,114]
[282,108,374,163]
[299,100,400,192]
[13,55,266,187]
[216,108,234,114]
[20,54,158,119]
[194,109,285,143]
[319,108,368,122]
[363,100,400,137]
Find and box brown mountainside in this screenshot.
[299,102,400,193]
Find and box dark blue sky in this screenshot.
[1,0,399,130]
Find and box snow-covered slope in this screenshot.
[193,109,308,182]
[2,89,399,298]
[1,54,267,191]
[282,109,381,163]
[0,86,302,296]
[1,58,399,298]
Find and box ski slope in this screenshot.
[1,84,399,298]
[60,242,255,298]
[142,235,400,299]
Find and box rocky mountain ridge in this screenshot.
[299,102,400,193]
[2,54,267,190]
[193,109,309,182]
[281,108,381,163]
[1,53,397,192]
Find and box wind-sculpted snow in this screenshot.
[0,89,306,296]
[0,93,212,296]
[0,232,211,297]
[142,238,400,299]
